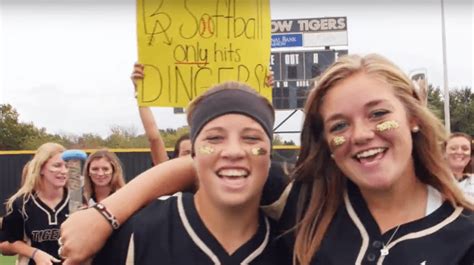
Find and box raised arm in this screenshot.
[132,63,169,165]
[61,156,195,264]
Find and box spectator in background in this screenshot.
[172,134,191,158]
[3,142,68,264]
[83,149,126,206]
[445,132,473,199]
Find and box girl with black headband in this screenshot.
[91,82,278,265]
[61,54,474,265]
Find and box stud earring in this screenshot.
[330,153,335,159]
[412,126,420,133]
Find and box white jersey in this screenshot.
[459,173,474,200]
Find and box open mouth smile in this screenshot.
[353,147,387,163]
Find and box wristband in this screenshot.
[93,203,120,230]
[31,248,38,259]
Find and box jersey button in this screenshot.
[372,240,383,248]
[367,253,376,262]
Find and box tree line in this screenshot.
[1,86,472,150]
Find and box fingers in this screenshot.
[265,70,275,87]
[58,246,65,259]
[131,62,145,91]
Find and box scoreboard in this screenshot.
[270,49,347,109]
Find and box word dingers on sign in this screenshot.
[136,0,271,107]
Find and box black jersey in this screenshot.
[275,181,474,265]
[2,190,69,265]
[94,192,279,265]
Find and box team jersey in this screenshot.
[274,180,474,265]
[93,192,279,265]
[2,190,69,265]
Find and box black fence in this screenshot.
[0,147,299,216]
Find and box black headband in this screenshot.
[190,89,274,145]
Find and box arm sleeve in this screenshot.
[2,200,25,243]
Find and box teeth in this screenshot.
[217,169,248,177]
[356,148,385,159]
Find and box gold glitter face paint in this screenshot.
[251,147,268,156]
[332,136,346,147]
[197,145,215,155]
[375,120,399,132]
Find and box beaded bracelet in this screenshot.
[93,203,120,230]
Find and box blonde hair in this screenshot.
[83,149,126,202]
[20,160,31,186]
[293,54,473,264]
[5,142,65,213]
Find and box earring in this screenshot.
[330,153,335,159]
[412,126,420,133]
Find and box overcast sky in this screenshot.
[0,0,472,145]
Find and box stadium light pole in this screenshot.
[440,0,451,132]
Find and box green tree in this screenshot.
[449,87,473,135]
[0,104,45,150]
[426,86,473,135]
[426,85,444,119]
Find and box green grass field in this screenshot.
[0,255,16,265]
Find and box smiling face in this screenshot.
[446,136,471,175]
[193,114,271,208]
[320,72,417,191]
[40,152,68,189]
[88,157,114,188]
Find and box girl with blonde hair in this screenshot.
[3,142,68,265]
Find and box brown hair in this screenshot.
[83,149,126,201]
[292,54,473,264]
[173,134,190,158]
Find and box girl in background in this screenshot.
[3,142,68,265]
[83,149,126,205]
[445,132,473,198]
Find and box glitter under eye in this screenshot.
[375,120,399,132]
[198,146,215,155]
[251,147,267,156]
[332,136,346,147]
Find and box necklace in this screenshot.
[380,225,401,256]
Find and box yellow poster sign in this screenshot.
[136,0,271,107]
